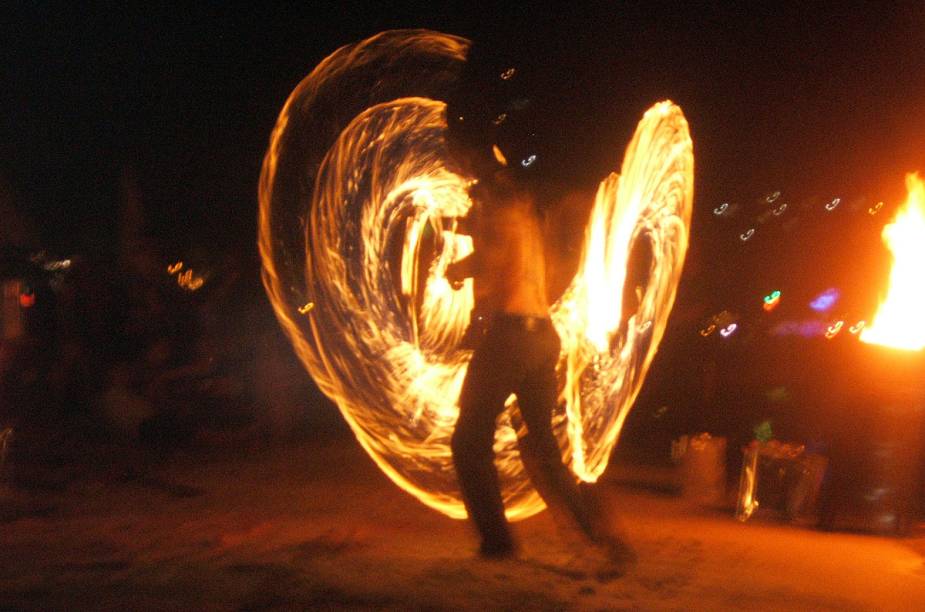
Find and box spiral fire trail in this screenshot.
[259,30,693,519]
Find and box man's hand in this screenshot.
[445,260,467,290]
[446,251,480,290]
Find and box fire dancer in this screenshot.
[443,40,635,567]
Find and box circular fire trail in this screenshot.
[258,30,694,519]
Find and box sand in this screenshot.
[2,435,924,610]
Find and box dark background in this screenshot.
[3,1,925,457]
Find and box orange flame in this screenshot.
[860,173,925,351]
[258,31,693,519]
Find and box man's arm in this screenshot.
[446,252,479,288]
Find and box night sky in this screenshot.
[4,2,925,347]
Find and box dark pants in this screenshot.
[451,314,594,551]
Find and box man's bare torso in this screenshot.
[469,188,549,318]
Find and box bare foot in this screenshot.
[562,545,633,583]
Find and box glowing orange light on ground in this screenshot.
[860,173,925,351]
[258,30,693,519]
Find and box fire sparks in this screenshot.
[258,30,693,519]
[860,173,925,351]
[177,270,204,291]
[167,261,205,291]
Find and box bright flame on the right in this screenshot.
[860,173,925,351]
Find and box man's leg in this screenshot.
[514,328,595,540]
[452,328,518,556]
[515,325,636,568]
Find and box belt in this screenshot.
[493,312,550,332]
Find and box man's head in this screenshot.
[443,35,555,196]
[444,24,604,213]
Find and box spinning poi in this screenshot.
[258,30,694,519]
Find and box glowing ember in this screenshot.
[19,291,35,308]
[167,260,205,291]
[860,173,925,351]
[258,30,693,519]
[176,269,204,291]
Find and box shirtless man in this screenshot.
[445,170,575,557]
[444,171,634,570]
[443,38,635,566]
